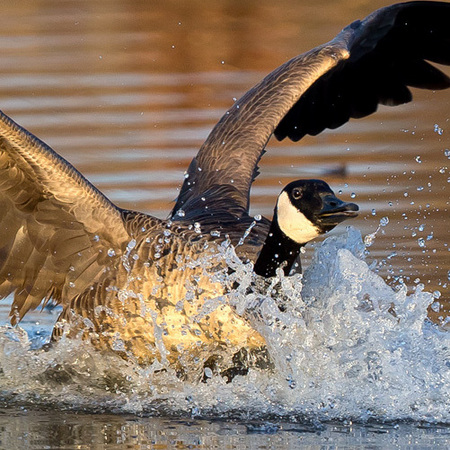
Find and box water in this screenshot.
[1,229,449,436]
[3,409,450,449]
[0,0,449,447]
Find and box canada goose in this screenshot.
[0,2,449,370]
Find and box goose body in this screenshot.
[0,2,449,370]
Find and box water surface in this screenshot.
[0,0,449,447]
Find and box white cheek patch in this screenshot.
[276,191,321,244]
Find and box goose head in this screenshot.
[254,179,359,277]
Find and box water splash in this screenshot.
[0,227,448,423]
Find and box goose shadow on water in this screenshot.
[0,1,449,380]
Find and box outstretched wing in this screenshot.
[0,110,131,322]
[275,1,450,141]
[172,1,450,218]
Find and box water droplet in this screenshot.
[380,217,389,227]
[350,192,356,198]
[418,238,426,248]
[434,124,443,135]
[371,209,376,216]
[415,156,422,163]
[254,214,262,221]
[176,209,186,217]
[210,230,221,237]
[430,301,440,312]
[204,367,213,378]
[364,233,376,247]
[107,248,116,257]
[286,375,296,389]
[93,235,100,242]
[417,186,424,191]
[69,282,75,288]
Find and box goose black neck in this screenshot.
[253,213,303,278]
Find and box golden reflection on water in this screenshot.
[0,0,448,314]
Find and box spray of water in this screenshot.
[0,227,448,423]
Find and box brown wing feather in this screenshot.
[0,110,131,322]
[172,43,349,216]
[173,1,450,218]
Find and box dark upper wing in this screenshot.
[0,110,131,322]
[275,1,450,141]
[172,1,450,218]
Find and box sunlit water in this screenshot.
[0,0,449,447]
[0,227,447,420]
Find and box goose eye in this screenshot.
[292,188,302,199]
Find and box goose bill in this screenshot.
[317,197,359,226]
